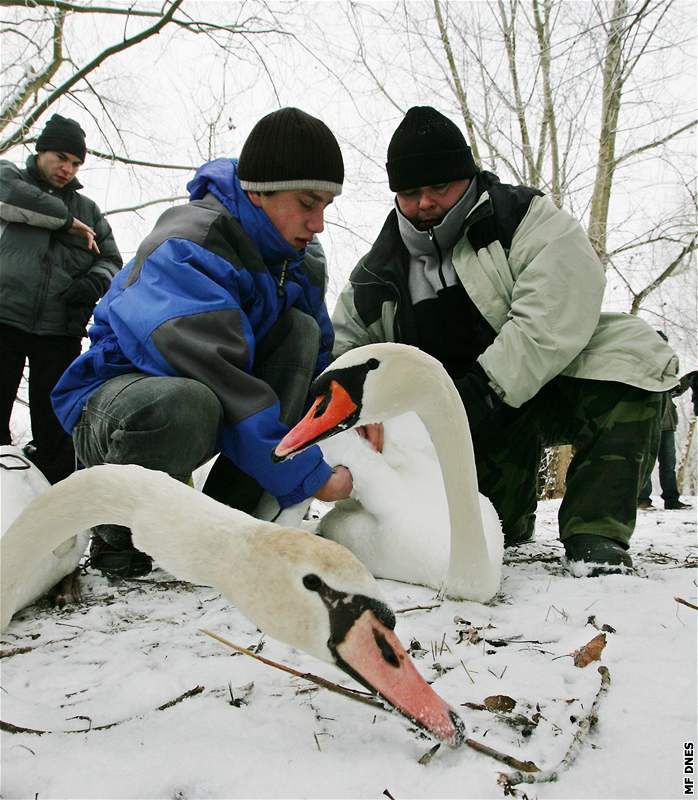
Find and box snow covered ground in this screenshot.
[1,492,695,799]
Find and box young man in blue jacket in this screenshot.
[52,107,352,577]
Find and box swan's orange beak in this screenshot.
[337,609,466,747]
[275,382,357,460]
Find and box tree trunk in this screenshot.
[433,0,482,164]
[676,418,696,494]
[587,0,626,260]
[552,445,573,498]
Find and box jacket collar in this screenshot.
[358,174,490,283]
[396,177,479,257]
[186,158,302,270]
[26,153,82,192]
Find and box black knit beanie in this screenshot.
[386,106,477,192]
[238,107,344,196]
[36,114,87,162]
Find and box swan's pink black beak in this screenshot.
[337,608,466,747]
[275,381,357,460]
[302,573,465,747]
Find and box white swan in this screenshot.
[0,461,465,746]
[275,343,504,602]
[1,445,89,612]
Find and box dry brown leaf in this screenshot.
[484,694,517,712]
[573,632,606,667]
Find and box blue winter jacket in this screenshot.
[52,158,334,506]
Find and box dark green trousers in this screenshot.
[470,376,666,546]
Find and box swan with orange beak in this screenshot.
[275,342,503,603]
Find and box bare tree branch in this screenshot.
[614,119,698,167]
[629,234,698,314]
[0,9,65,135]
[105,196,188,216]
[86,149,196,171]
[0,0,184,154]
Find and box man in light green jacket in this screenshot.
[332,106,678,575]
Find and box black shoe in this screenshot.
[88,530,152,578]
[664,500,692,510]
[504,513,536,547]
[563,534,632,576]
[22,441,38,458]
[637,499,655,511]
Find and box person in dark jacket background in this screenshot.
[0,114,122,483]
[52,107,353,578]
[638,331,693,511]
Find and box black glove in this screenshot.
[453,363,502,432]
[61,272,106,305]
[672,370,698,398]
[65,304,92,337]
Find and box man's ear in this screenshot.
[247,191,263,208]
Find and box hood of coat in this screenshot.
[187,158,302,271]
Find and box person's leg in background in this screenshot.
[657,429,691,509]
[0,323,28,446]
[637,470,656,510]
[26,333,82,483]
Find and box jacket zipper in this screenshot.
[428,227,447,290]
[354,265,403,341]
[277,259,288,297]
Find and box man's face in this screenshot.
[396,179,470,230]
[248,189,335,251]
[35,150,83,189]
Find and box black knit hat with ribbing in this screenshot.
[238,107,344,196]
[386,106,477,192]
[36,114,87,162]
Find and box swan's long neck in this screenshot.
[0,465,260,631]
[376,350,500,601]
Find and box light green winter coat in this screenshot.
[332,171,678,408]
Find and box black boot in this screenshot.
[88,525,152,578]
[664,499,691,510]
[563,534,632,576]
[504,513,536,547]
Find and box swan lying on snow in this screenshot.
[0,460,465,746]
[0,445,88,613]
[276,343,504,603]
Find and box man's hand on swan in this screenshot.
[314,464,354,502]
[356,423,384,453]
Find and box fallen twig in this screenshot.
[157,686,205,711]
[0,646,34,659]
[200,629,383,710]
[0,686,205,735]
[675,596,698,611]
[497,665,611,788]
[395,603,441,614]
[201,631,541,772]
[465,738,539,773]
